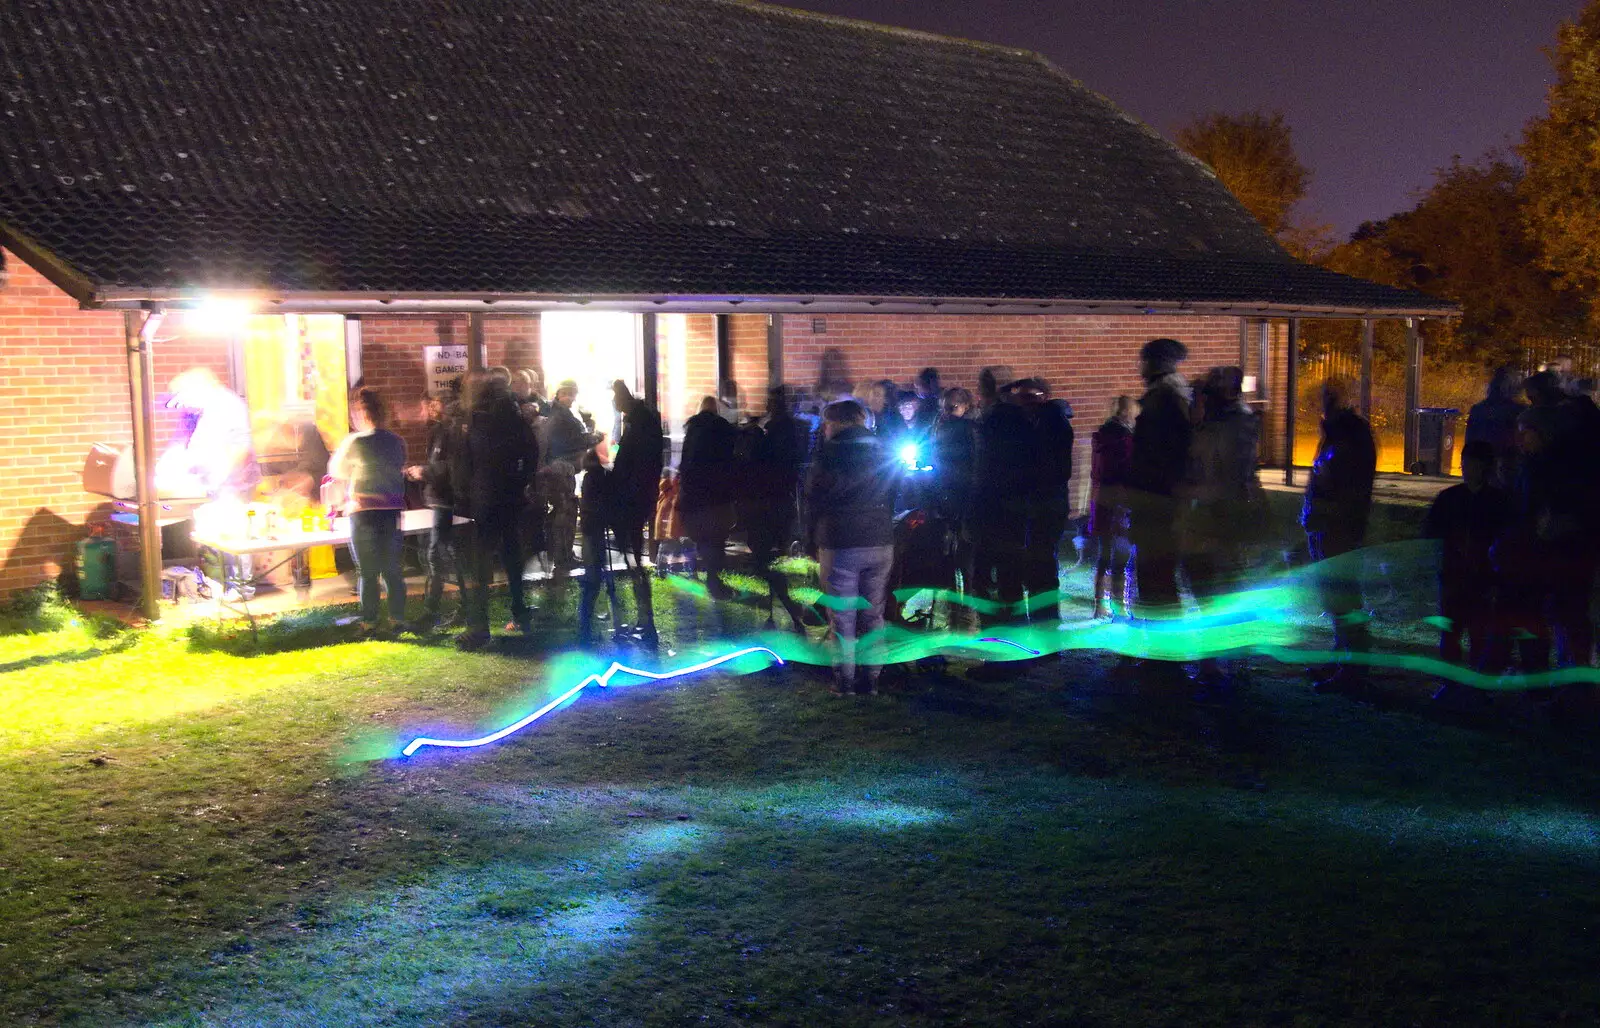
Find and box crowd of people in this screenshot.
[1425,357,1600,709]
[318,343,1600,710]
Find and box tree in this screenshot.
[1330,157,1582,362]
[1520,1,1600,326]
[1175,111,1313,243]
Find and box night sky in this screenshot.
[787,0,1582,237]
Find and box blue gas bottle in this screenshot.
[77,527,116,601]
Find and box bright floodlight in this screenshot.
[188,296,255,335]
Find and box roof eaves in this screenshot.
[86,286,1460,320]
[0,220,96,305]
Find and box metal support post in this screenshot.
[640,313,659,411]
[1284,318,1299,487]
[1403,318,1423,473]
[1359,318,1374,419]
[1257,319,1271,403]
[766,314,784,397]
[124,309,163,620]
[714,314,731,402]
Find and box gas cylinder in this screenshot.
[76,527,116,601]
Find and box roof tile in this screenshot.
[0,0,1449,311]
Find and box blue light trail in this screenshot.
[400,646,783,757]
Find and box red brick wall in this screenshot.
[484,315,541,382]
[0,255,1297,597]
[726,314,770,415]
[782,313,1248,512]
[0,248,131,593]
[682,315,718,413]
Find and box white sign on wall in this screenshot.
[423,344,469,397]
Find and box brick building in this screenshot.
[0,0,1451,606]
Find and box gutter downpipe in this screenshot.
[124,309,163,620]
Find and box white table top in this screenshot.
[193,508,465,556]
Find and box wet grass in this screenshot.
[1,557,1599,1026]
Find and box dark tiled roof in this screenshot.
[0,0,1450,311]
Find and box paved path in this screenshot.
[1262,471,1455,508]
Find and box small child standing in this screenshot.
[1422,439,1511,675]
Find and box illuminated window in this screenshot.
[539,312,641,445]
[239,314,349,466]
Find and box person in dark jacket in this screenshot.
[971,377,1036,609]
[513,369,548,423]
[607,380,664,644]
[456,372,539,650]
[1500,398,1596,672]
[869,379,909,443]
[1127,338,1193,626]
[910,367,943,439]
[1464,366,1525,488]
[405,392,468,631]
[1300,376,1378,693]
[576,446,621,647]
[679,396,740,599]
[1181,367,1261,689]
[1182,368,1260,600]
[932,387,979,598]
[977,365,1015,418]
[1089,395,1135,618]
[1422,439,1510,674]
[742,387,811,632]
[806,400,901,695]
[541,379,601,468]
[1016,377,1074,606]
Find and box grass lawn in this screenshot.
[2,546,1600,1026]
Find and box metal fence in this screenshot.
[1520,338,1600,380]
[1299,348,1361,389]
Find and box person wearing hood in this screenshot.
[1300,376,1378,695]
[1181,367,1261,691]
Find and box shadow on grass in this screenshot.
[0,632,138,675]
